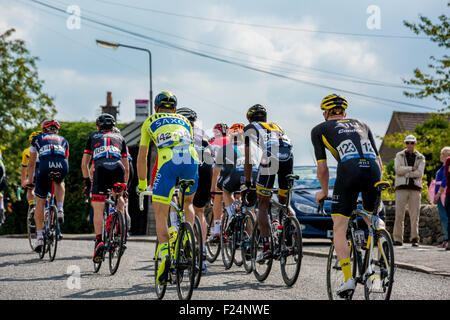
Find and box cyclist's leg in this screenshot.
[255,166,275,239]
[276,157,294,216]
[33,166,49,250]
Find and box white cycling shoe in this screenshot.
[337,278,356,297]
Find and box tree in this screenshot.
[402,2,450,110]
[0,29,56,185]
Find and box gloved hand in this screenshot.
[137,179,148,195]
[83,177,91,194]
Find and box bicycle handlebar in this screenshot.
[139,191,153,211]
[317,197,332,215]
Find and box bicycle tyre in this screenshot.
[250,221,273,282]
[205,212,221,263]
[27,207,37,252]
[109,210,125,275]
[176,221,196,300]
[241,212,255,274]
[280,216,303,287]
[154,241,167,300]
[193,215,203,289]
[48,206,59,262]
[364,228,395,300]
[220,212,236,270]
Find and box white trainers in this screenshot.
[57,209,64,224]
[337,278,356,297]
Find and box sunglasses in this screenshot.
[405,142,415,145]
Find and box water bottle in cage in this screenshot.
[106,206,114,232]
[354,230,365,252]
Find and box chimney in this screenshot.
[101,91,119,121]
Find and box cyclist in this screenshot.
[25,120,69,252]
[177,107,212,273]
[0,150,5,224]
[82,114,129,263]
[21,131,41,220]
[311,94,383,297]
[136,91,199,285]
[209,123,231,239]
[213,123,257,233]
[243,104,294,264]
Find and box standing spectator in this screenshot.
[433,147,450,248]
[393,135,425,247]
[445,154,450,250]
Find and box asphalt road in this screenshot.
[1,238,449,300]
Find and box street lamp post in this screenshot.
[96,39,153,116]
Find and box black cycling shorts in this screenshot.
[256,156,293,197]
[92,160,125,202]
[34,157,68,199]
[193,162,212,208]
[331,158,381,218]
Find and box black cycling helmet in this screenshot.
[96,113,115,130]
[246,104,267,122]
[155,91,177,109]
[177,107,197,122]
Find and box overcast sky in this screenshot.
[1,0,447,164]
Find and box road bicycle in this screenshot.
[140,179,197,300]
[250,174,303,287]
[93,183,128,275]
[323,181,395,300]
[220,194,256,273]
[25,185,37,252]
[37,172,62,261]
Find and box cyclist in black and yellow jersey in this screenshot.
[311,94,383,297]
[21,131,41,216]
[136,91,199,285]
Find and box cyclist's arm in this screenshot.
[120,157,130,185]
[211,165,221,193]
[81,154,92,179]
[137,145,149,185]
[27,151,37,184]
[317,160,329,195]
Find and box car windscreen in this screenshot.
[293,167,336,189]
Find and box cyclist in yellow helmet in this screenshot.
[311,94,383,297]
[136,91,199,285]
[21,131,41,216]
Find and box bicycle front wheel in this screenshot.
[326,239,357,300]
[154,240,167,300]
[205,211,220,263]
[250,221,273,282]
[48,206,59,262]
[280,216,303,287]
[193,215,203,289]
[176,222,196,300]
[27,207,37,252]
[364,228,395,300]
[109,210,126,275]
[241,212,255,274]
[220,212,236,270]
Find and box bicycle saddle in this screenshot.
[286,174,299,181]
[374,181,391,192]
[48,172,62,181]
[112,183,127,193]
[179,179,195,190]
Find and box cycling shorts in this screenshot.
[34,157,68,199]
[193,162,212,208]
[331,158,381,218]
[92,160,125,202]
[256,156,293,198]
[152,147,199,205]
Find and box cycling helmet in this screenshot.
[320,94,348,111]
[28,131,41,143]
[155,91,177,109]
[42,119,60,131]
[177,107,197,122]
[229,123,244,135]
[213,123,228,136]
[96,113,115,130]
[246,104,267,122]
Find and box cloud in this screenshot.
[0,2,38,43]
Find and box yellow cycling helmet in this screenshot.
[28,131,41,143]
[320,94,348,111]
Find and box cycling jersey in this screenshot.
[84,130,128,201]
[30,133,69,199]
[244,122,293,197]
[209,136,230,161]
[140,112,199,204]
[192,127,213,208]
[311,118,381,218]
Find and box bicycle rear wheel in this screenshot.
[220,212,236,270]
[280,216,303,287]
[326,239,357,300]
[48,206,59,262]
[241,212,255,274]
[193,215,203,288]
[250,221,273,282]
[205,213,221,263]
[154,241,167,300]
[364,228,395,300]
[109,210,126,275]
[176,222,196,300]
[27,206,37,252]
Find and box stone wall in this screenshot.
[383,201,446,245]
